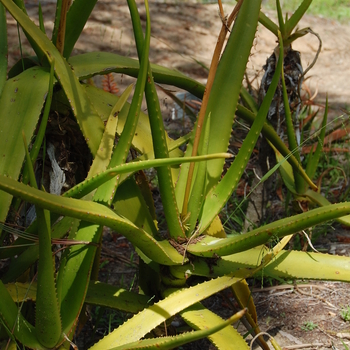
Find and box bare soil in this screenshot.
[7,1,350,349]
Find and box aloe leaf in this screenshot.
[180,303,249,350]
[21,60,54,189]
[85,281,150,314]
[171,246,350,283]
[93,2,151,206]
[236,104,317,191]
[1,0,105,155]
[0,175,184,265]
[0,281,43,349]
[0,3,7,96]
[280,51,304,193]
[4,281,150,314]
[113,177,158,238]
[1,245,40,283]
[58,222,102,338]
[89,84,134,177]
[81,84,185,175]
[274,144,297,194]
[127,0,186,239]
[231,280,269,350]
[186,113,211,233]
[89,275,242,349]
[11,0,46,64]
[63,0,98,59]
[23,135,61,347]
[200,30,283,233]
[232,280,257,323]
[0,67,49,230]
[263,249,350,281]
[240,87,258,114]
[38,2,45,34]
[63,153,230,200]
[5,282,37,303]
[1,217,79,282]
[305,97,328,180]
[83,84,155,155]
[54,0,71,54]
[51,0,63,46]
[285,0,312,37]
[305,189,350,226]
[174,128,194,213]
[286,27,319,48]
[260,245,350,282]
[190,202,350,257]
[204,0,261,191]
[259,11,279,36]
[107,309,246,350]
[69,52,205,99]
[276,0,286,38]
[35,207,62,347]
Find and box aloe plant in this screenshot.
[0,0,349,349]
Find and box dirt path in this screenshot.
[18,1,350,112]
[8,1,350,349]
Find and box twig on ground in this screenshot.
[294,285,337,309]
[282,343,327,349]
[252,284,329,293]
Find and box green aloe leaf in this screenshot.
[305,98,328,180]
[93,1,151,206]
[63,0,98,59]
[85,281,150,314]
[89,275,242,349]
[104,309,246,350]
[0,281,43,349]
[23,135,61,347]
[0,2,7,96]
[276,0,286,38]
[58,222,102,338]
[113,177,158,238]
[305,189,350,226]
[263,249,350,281]
[21,59,55,190]
[171,246,350,283]
[63,153,230,200]
[35,207,62,347]
[1,0,105,155]
[189,202,350,258]
[285,0,312,38]
[274,143,297,194]
[89,84,134,178]
[0,67,49,229]
[12,0,46,64]
[0,174,184,265]
[200,30,283,233]
[236,105,317,191]
[5,282,37,303]
[51,0,63,45]
[186,113,211,233]
[204,0,261,191]
[82,84,155,155]
[0,217,79,282]
[180,303,249,350]
[38,2,45,34]
[69,52,204,99]
[127,0,186,239]
[280,49,304,193]
[259,11,279,36]
[4,281,150,314]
